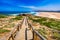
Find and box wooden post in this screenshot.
[11,34,14,40]
[20,24,22,29]
[34,33,37,40]
[25,28,27,40]
[17,26,19,31]
[33,31,34,40]
[8,36,11,40]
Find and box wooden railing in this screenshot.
[32,29,47,40]
[27,18,47,40]
[0,17,47,40]
[7,25,20,40]
[6,18,24,40]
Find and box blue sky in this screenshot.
[0,0,60,11]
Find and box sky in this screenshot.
[0,0,60,11]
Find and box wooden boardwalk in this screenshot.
[0,17,46,40]
[14,17,32,40]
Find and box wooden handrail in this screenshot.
[7,25,20,40]
[6,18,24,40]
[33,29,47,40]
[27,18,47,40]
[0,17,47,40]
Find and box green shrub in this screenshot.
[11,16,22,20]
[0,14,7,18]
[29,17,60,30]
[52,32,60,40]
[0,29,10,33]
[4,23,15,28]
[38,29,47,38]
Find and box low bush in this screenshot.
[0,29,10,33]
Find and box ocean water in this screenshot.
[0,11,36,15]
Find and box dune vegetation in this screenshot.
[0,14,8,18]
[11,16,22,20]
[0,28,10,33]
[0,15,23,36]
[29,16,60,31]
[29,16,60,40]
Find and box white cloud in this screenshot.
[18,4,60,11]
[39,4,60,11]
[18,5,38,9]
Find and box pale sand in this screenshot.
[35,12,60,19]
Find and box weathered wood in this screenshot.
[11,34,14,40]
[8,36,11,40]
[33,30,47,40]
[25,28,27,40]
[17,26,19,31]
[33,31,34,40]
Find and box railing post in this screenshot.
[34,32,37,40]
[17,25,19,31]
[11,34,14,40]
[25,28,27,40]
[33,30,34,40]
[8,36,11,40]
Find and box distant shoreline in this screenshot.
[0,11,60,15]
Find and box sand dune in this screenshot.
[35,12,60,19]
